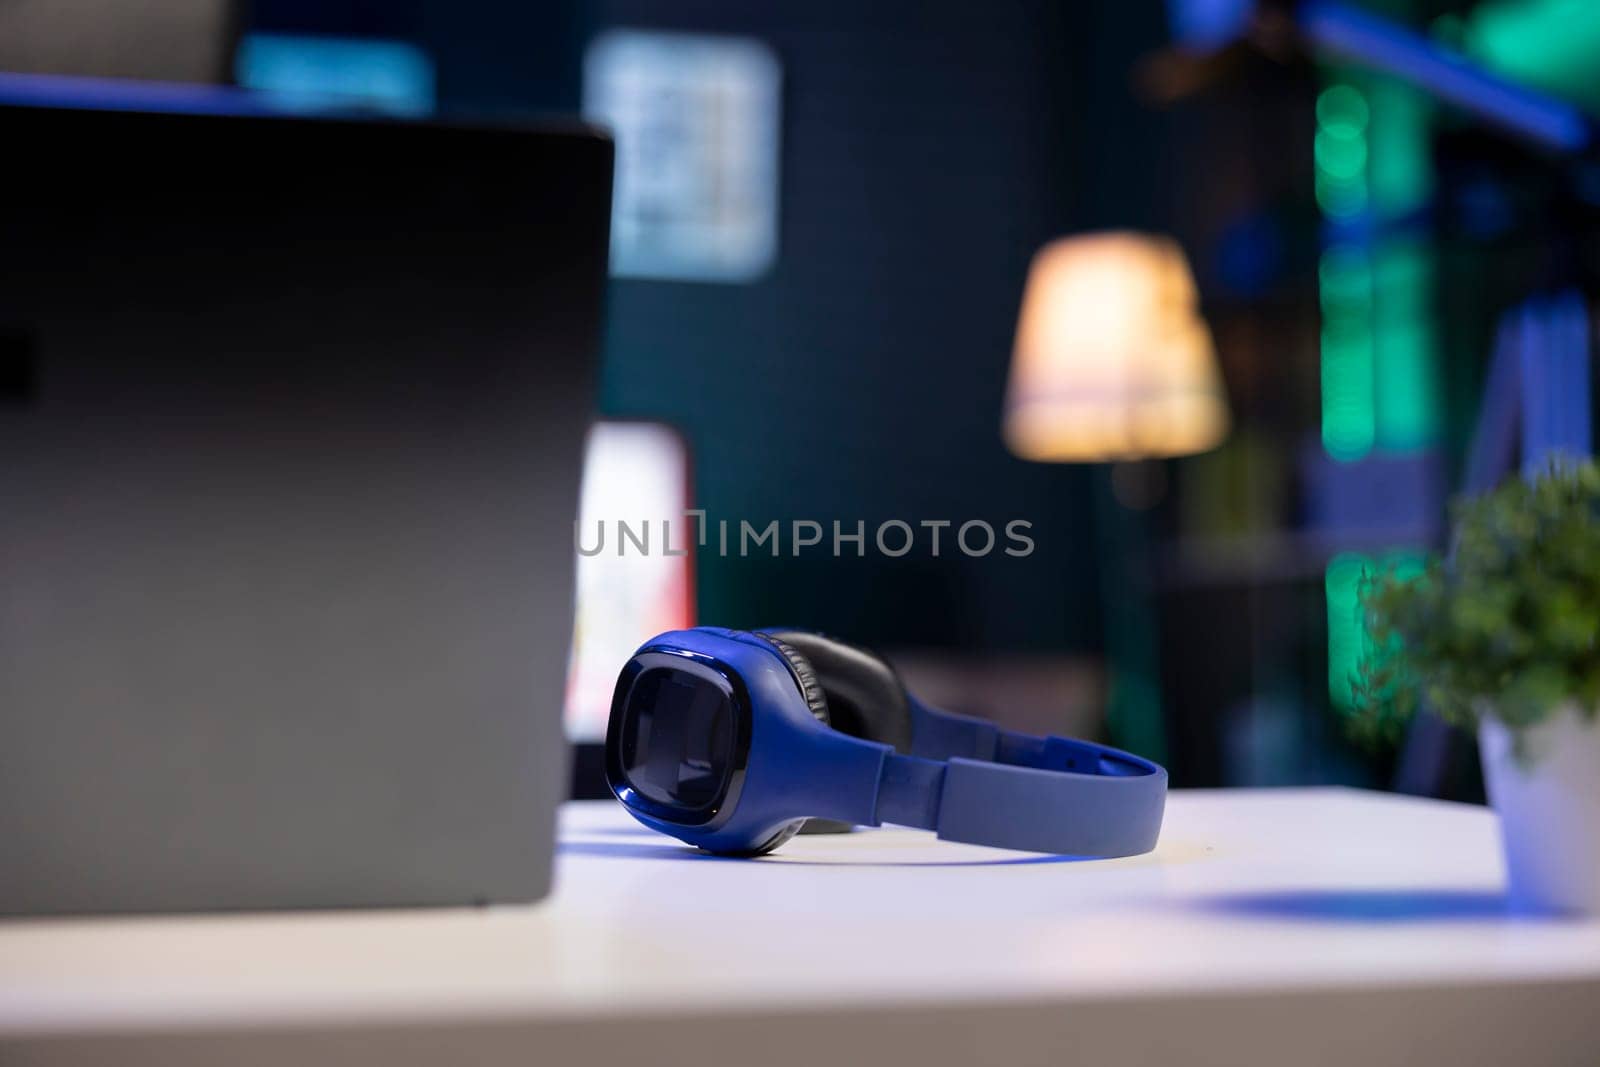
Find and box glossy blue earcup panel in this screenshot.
[606,629,890,854]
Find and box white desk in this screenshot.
[3,789,1599,1066]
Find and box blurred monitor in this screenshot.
[583,29,781,282]
[566,421,695,742]
[0,0,237,83]
[235,33,435,116]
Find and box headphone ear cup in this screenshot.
[753,633,831,727]
[754,630,889,839]
[761,629,913,754]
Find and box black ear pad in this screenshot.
[761,630,913,754]
[753,633,831,727]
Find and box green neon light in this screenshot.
[1316,177,1367,219]
[1321,328,1376,459]
[1327,551,1424,712]
[1319,246,1373,308]
[1466,0,1600,113]
[1321,245,1377,460]
[1315,128,1368,180]
[1316,81,1375,460]
[1316,176,1368,219]
[1372,242,1438,450]
[1325,553,1369,711]
[1315,73,1440,461]
[1316,84,1369,135]
[1365,79,1434,215]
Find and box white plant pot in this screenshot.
[1479,705,1600,916]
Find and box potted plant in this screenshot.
[1356,459,1600,915]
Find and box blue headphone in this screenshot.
[605,627,1167,856]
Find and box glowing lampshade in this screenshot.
[1003,232,1229,462]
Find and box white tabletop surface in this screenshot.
[3,789,1599,1066]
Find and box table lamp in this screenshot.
[1003,231,1228,462]
[1001,231,1227,763]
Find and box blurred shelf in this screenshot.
[1159,525,1435,588]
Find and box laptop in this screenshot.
[0,94,612,914]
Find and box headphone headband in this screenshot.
[877,698,1165,856]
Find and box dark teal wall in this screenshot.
[592,2,1105,651]
[250,0,1178,652]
